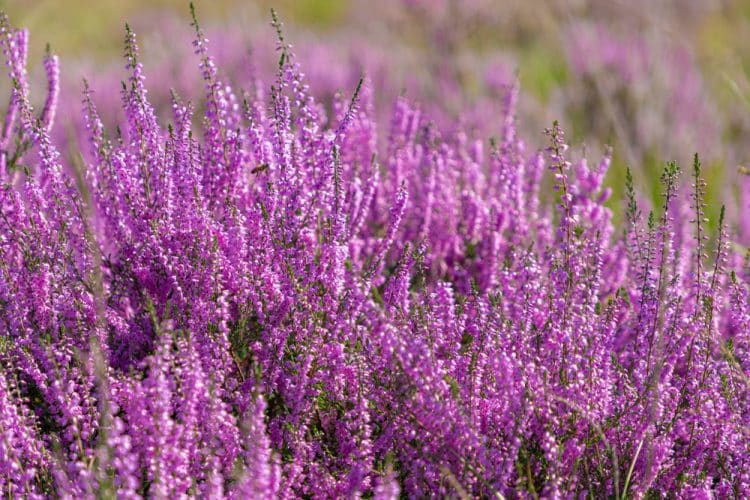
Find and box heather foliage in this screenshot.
[0,8,749,499]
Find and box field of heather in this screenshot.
[1,1,749,498]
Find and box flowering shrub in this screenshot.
[49,1,734,175]
[0,8,749,499]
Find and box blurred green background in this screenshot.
[7,1,749,99]
[0,0,347,61]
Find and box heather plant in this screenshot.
[0,7,749,499]
[42,1,738,188]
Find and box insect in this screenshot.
[251,163,270,174]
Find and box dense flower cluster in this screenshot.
[1,9,749,498]
[55,0,729,172]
